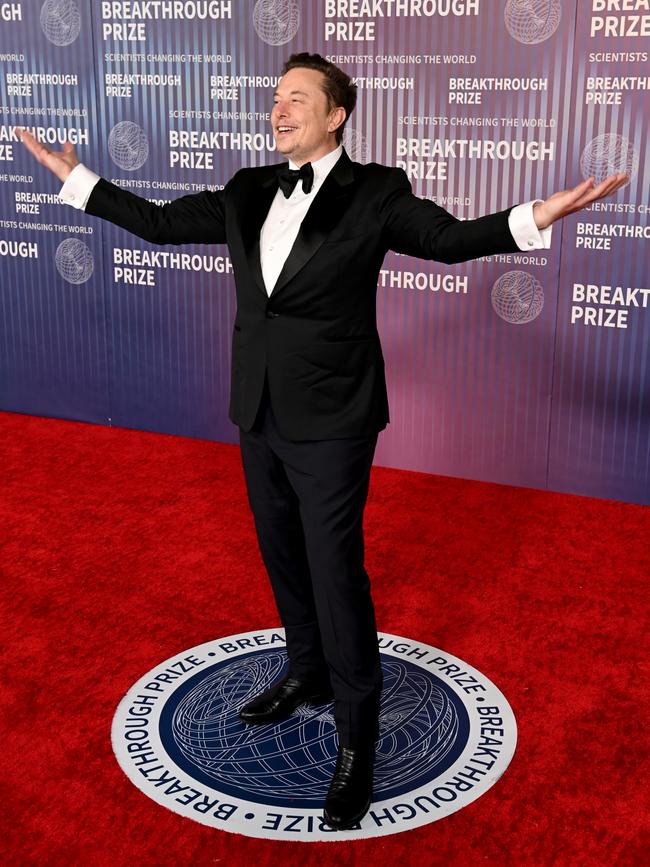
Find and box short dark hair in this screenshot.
[281,52,357,145]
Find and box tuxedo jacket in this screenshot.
[84,147,523,441]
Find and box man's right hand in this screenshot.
[14,126,80,182]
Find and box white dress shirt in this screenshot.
[58,147,552,295]
[259,143,345,293]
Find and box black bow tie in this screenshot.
[277,162,314,198]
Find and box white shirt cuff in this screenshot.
[58,163,101,210]
[508,199,552,250]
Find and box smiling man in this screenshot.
[16,51,627,831]
[272,65,348,162]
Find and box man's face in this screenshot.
[271,67,344,165]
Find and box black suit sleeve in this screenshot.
[84,177,227,246]
[378,168,521,264]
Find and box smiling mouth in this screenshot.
[276,127,297,136]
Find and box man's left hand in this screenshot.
[533,172,630,229]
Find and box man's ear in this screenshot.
[328,106,346,135]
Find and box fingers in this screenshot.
[582,173,628,204]
[590,172,628,196]
[575,176,597,192]
[571,172,627,202]
[15,125,48,161]
[566,172,629,213]
[558,176,600,208]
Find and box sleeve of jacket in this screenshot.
[379,167,522,264]
[83,175,230,246]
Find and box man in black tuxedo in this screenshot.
[16,51,627,830]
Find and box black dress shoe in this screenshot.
[323,744,375,830]
[238,673,334,724]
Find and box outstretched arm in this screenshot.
[380,167,629,264]
[15,126,227,246]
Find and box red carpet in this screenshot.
[2,409,648,865]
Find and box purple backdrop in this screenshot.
[1,1,648,504]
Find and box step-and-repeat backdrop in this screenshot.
[0,1,648,504]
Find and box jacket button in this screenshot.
[266,310,279,318]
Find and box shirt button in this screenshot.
[527,240,534,246]
[269,246,274,251]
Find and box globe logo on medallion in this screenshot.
[55,238,94,284]
[492,271,544,324]
[164,652,465,806]
[108,122,150,172]
[504,0,562,44]
[252,0,300,46]
[580,134,638,186]
[112,630,517,840]
[40,0,81,46]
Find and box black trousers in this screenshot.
[238,374,383,748]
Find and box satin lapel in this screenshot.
[241,171,280,298]
[269,150,356,299]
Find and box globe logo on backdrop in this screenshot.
[108,122,149,172]
[55,238,93,284]
[504,0,561,44]
[491,271,544,324]
[40,0,81,46]
[112,629,517,841]
[343,129,370,163]
[252,0,300,46]
[580,134,638,186]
